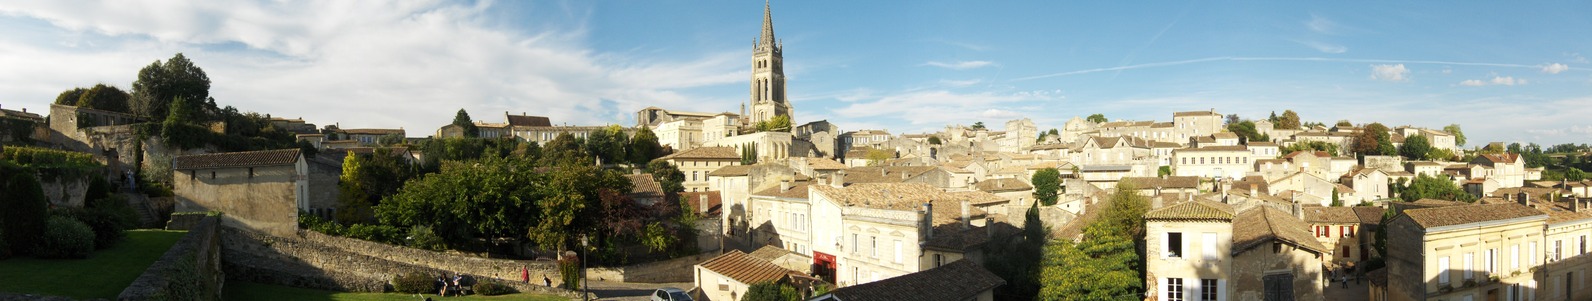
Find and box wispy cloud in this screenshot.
[1542,63,1570,74]
[1295,40,1347,54]
[1460,79,1486,86]
[1369,64,1409,82]
[1305,14,1342,35]
[923,60,994,70]
[1459,75,1527,86]
[0,1,745,130]
[826,89,1061,126]
[938,79,982,87]
[1014,57,1550,81]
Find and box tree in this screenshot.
[744,281,802,301]
[755,115,792,132]
[1444,124,1466,146]
[1037,184,1148,300]
[1224,114,1240,125]
[1226,120,1265,142]
[1400,134,1431,160]
[131,53,212,121]
[1566,167,1587,181]
[1427,148,1456,162]
[1354,123,1394,156]
[1086,114,1107,124]
[335,150,372,224]
[628,127,663,165]
[377,133,406,146]
[1282,141,1339,157]
[54,87,88,106]
[1032,168,1061,206]
[927,136,942,145]
[451,109,480,138]
[585,125,629,165]
[1330,188,1342,207]
[1268,111,1279,123]
[1,164,49,256]
[971,121,987,130]
[864,148,892,166]
[646,160,685,198]
[1401,174,1474,202]
[984,202,1047,300]
[1278,110,1302,130]
[74,84,132,113]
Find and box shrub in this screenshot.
[345,224,402,244]
[36,215,95,259]
[407,225,446,251]
[558,256,582,290]
[0,227,9,259]
[472,281,516,296]
[72,196,139,248]
[2,168,49,255]
[392,272,437,294]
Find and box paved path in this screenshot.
[577,280,693,301]
[1323,277,1370,301]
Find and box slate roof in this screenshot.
[1302,205,1360,224]
[624,174,664,199]
[974,178,1032,193]
[1144,200,1234,221]
[662,146,739,160]
[505,114,552,127]
[696,250,799,285]
[820,260,1004,301]
[172,149,301,170]
[1232,207,1329,254]
[1400,203,1545,230]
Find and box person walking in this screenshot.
[544,274,552,287]
[521,265,529,284]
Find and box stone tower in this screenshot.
[748,0,792,127]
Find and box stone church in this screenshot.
[747,0,792,126]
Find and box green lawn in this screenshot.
[0,229,188,299]
[223,281,572,301]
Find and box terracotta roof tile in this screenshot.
[973,178,1032,193]
[822,260,1004,301]
[173,149,301,170]
[747,245,796,261]
[810,183,987,226]
[696,250,799,285]
[1303,205,1359,223]
[752,184,810,199]
[663,146,740,160]
[1145,200,1234,221]
[1122,176,1200,190]
[624,174,664,199]
[1401,203,1545,230]
[1232,207,1328,254]
[805,157,848,170]
[1353,207,1387,226]
[707,165,755,177]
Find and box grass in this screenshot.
[0,229,187,299]
[223,281,572,301]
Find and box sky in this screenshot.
[1,1,1589,146]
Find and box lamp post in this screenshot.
[581,234,589,301]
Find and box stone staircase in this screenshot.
[122,192,159,228]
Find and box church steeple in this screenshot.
[748,0,791,127]
[757,0,778,53]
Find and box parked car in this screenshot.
[650,287,693,301]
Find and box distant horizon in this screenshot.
[1,1,1588,146]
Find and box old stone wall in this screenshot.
[220,227,587,298]
[37,176,89,208]
[586,252,721,283]
[174,164,300,236]
[119,215,224,301]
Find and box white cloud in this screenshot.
[1305,14,1340,34]
[938,79,982,87]
[0,1,747,131]
[827,89,1060,126]
[923,60,994,70]
[1369,64,1409,82]
[1490,76,1524,86]
[1459,79,1486,86]
[1295,40,1347,54]
[1542,63,1570,74]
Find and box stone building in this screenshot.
[1384,202,1548,301]
[693,250,803,301]
[338,128,404,146]
[746,0,792,126]
[1171,145,1252,180]
[659,146,741,193]
[811,259,1005,301]
[805,182,993,287]
[1144,200,1327,301]
[172,149,308,236]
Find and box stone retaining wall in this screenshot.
[118,215,224,301]
[586,252,720,283]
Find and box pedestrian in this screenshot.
[521,265,529,284]
[1340,275,1348,288]
[544,274,552,287]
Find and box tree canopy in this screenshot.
[131,53,213,121]
[743,281,802,301]
[452,109,480,138]
[628,127,663,165]
[1444,124,1466,146]
[1401,174,1475,202]
[755,115,792,132]
[1354,123,1395,156]
[971,121,987,130]
[69,84,132,113]
[1086,114,1107,124]
[1226,120,1268,143]
[1037,183,1147,300]
[1032,168,1061,206]
[1400,134,1431,160]
[1277,110,1302,130]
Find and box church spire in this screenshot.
[759,0,776,50]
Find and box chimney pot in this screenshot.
[961,200,971,229]
[923,202,934,239]
[780,179,790,192]
[832,171,846,188]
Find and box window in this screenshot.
[1581,236,1587,255]
[1512,245,1520,271]
[1439,257,1451,285]
[933,254,944,267]
[893,240,903,263]
[1203,233,1219,261]
[1341,226,1355,238]
[1487,249,1496,275]
[1168,232,1184,258]
[851,234,857,253]
[1464,253,1474,280]
[1531,242,1539,266]
[1557,240,1565,261]
[1201,279,1219,301]
[870,236,877,258]
[1166,278,1185,301]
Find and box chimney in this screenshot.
[880,167,887,177]
[902,171,909,181]
[699,194,710,214]
[1519,192,1531,206]
[961,200,971,229]
[922,202,934,239]
[832,171,846,188]
[1250,184,1259,197]
[780,179,790,192]
[631,169,641,175]
[998,180,1005,189]
[1291,193,1304,220]
[1152,196,1163,209]
[985,216,995,238]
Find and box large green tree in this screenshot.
[646,160,686,197]
[1226,120,1268,142]
[1354,123,1394,156]
[54,87,88,106]
[1401,174,1474,202]
[627,127,663,165]
[585,125,629,165]
[743,281,802,301]
[1037,184,1148,300]
[1400,134,1431,160]
[131,53,213,121]
[1032,168,1061,206]
[1444,124,1466,146]
[1085,114,1107,124]
[73,84,132,113]
[1277,110,1302,130]
[451,109,480,138]
[1,163,49,256]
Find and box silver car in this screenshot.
[650,287,693,301]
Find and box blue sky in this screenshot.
[1,1,1589,146]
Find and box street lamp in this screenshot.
[581,234,589,301]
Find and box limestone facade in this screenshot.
[172,149,308,236]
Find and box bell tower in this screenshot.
[749,0,792,127]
